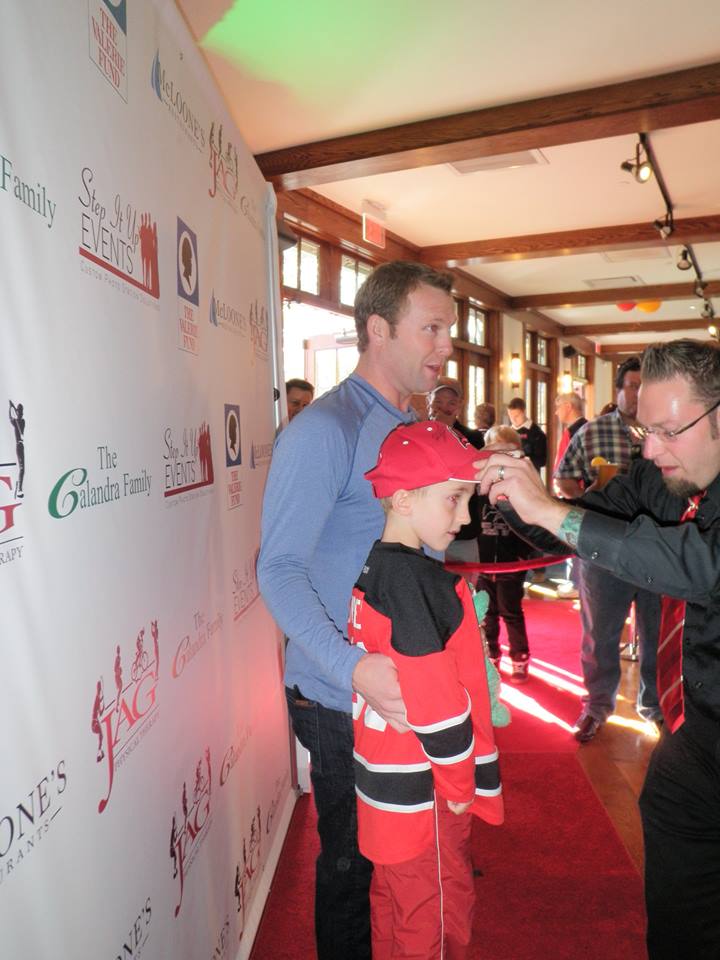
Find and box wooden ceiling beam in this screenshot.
[503,310,596,356]
[422,215,720,267]
[256,63,720,190]
[596,342,660,355]
[513,278,720,310]
[561,319,712,336]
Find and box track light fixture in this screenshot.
[677,248,692,271]
[708,324,718,340]
[702,300,715,321]
[653,212,674,240]
[620,140,653,183]
[694,279,708,299]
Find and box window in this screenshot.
[451,299,460,339]
[467,304,486,346]
[524,332,533,362]
[536,380,548,432]
[282,237,320,294]
[339,255,372,307]
[466,362,486,424]
[577,354,587,379]
[537,337,547,366]
[446,359,459,380]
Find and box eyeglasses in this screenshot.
[629,397,720,444]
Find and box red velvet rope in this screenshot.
[444,554,572,576]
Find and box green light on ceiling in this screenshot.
[202,0,412,101]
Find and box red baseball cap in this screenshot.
[365,421,491,498]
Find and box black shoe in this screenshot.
[510,659,529,684]
[573,713,602,743]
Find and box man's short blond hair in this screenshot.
[485,425,522,448]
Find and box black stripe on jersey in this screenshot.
[415,715,474,764]
[474,756,501,795]
[354,759,434,808]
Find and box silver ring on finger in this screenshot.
[497,464,505,481]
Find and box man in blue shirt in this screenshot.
[257,261,455,959]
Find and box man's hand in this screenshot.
[474,452,570,533]
[352,653,410,733]
[447,799,473,815]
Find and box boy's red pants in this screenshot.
[370,800,475,960]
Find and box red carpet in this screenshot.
[251,597,647,959]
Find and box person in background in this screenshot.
[258,260,456,960]
[351,420,503,960]
[506,397,547,471]
[553,392,587,599]
[598,401,618,416]
[476,425,534,682]
[474,339,720,960]
[554,356,662,742]
[428,379,485,448]
[285,378,315,421]
[553,392,587,480]
[474,402,496,440]
[429,379,484,570]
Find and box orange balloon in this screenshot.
[616,302,636,312]
[637,300,661,313]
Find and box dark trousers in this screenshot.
[286,687,372,960]
[639,699,720,959]
[476,571,529,661]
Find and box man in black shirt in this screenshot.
[506,396,546,470]
[475,339,720,960]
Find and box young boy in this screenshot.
[348,421,504,960]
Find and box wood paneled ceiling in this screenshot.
[178,0,720,357]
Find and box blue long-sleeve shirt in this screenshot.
[257,373,415,712]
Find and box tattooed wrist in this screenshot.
[558,507,584,549]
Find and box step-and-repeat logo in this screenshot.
[0,760,67,888]
[171,609,223,680]
[163,422,214,504]
[169,749,212,917]
[1,400,26,569]
[248,300,269,361]
[232,551,260,621]
[88,0,128,101]
[233,807,263,943]
[210,291,247,338]
[224,404,242,511]
[177,217,200,355]
[78,167,160,303]
[208,123,238,207]
[112,898,152,960]
[48,444,151,520]
[249,439,272,471]
[91,621,160,813]
[150,49,206,153]
[1,154,56,228]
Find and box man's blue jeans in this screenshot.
[286,686,372,960]
[578,561,661,721]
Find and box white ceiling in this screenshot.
[177,0,720,348]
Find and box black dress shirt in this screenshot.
[576,457,720,721]
[515,422,547,470]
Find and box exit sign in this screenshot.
[362,213,386,249]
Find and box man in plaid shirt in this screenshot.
[555,357,662,741]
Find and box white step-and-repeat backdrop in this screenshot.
[0,2,295,957]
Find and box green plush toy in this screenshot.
[473,588,511,728]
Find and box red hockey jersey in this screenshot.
[349,540,503,865]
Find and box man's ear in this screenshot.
[391,488,414,516]
[367,313,388,346]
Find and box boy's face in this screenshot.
[408,479,475,552]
